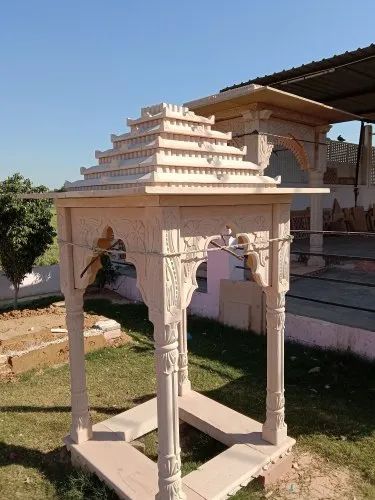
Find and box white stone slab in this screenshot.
[67,424,158,500]
[94,319,121,332]
[179,391,295,461]
[179,391,263,447]
[99,397,158,442]
[184,485,206,500]
[183,444,267,500]
[66,394,295,499]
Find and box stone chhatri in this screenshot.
[64,102,279,192]
[25,101,329,500]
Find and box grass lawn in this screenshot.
[0,298,374,499]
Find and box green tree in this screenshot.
[0,173,55,308]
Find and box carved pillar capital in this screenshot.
[313,125,330,174]
[316,124,332,135]
[241,108,273,134]
[240,109,274,172]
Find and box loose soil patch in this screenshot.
[0,303,102,354]
[0,300,130,376]
[269,451,359,499]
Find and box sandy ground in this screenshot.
[268,451,359,500]
[0,303,103,354]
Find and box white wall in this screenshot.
[0,265,61,302]
[286,313,375,360]
[114,275,143,302]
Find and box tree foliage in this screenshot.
[0,173,55,308]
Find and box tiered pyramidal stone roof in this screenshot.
[64,103,278,192]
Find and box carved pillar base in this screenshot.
[65,289,92,444]
[262,403,288,445]
[178,309,191,396]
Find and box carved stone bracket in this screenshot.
[180,208,272,307]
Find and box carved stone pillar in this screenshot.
[142,207,185,500]
[262,289,287,445]
[57,206,92,444]
[178,308,191,396]
[262,203,289,445]
[150,314,185,500]
[65,288,93,444]
[308,126,330,266]
[362,125,373,186]
[242,109,273,173]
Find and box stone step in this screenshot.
[183,444,267,500]
[98,398,158,442]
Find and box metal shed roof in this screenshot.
[221,44,375,120]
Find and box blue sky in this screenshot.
[1,1,374,188]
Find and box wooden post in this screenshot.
[262,204,289,445]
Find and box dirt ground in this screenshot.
[268,451,359,500]
[0,302,103,354]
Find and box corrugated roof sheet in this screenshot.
[221,44,375,119]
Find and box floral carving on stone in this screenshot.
[258,135,274,172]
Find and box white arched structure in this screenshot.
[28,102,326,499]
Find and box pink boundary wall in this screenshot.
[114,274,375,361]
[286,313,375,360]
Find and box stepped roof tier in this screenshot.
[64,103,280,192]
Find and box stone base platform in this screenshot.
[66,391,295,499]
